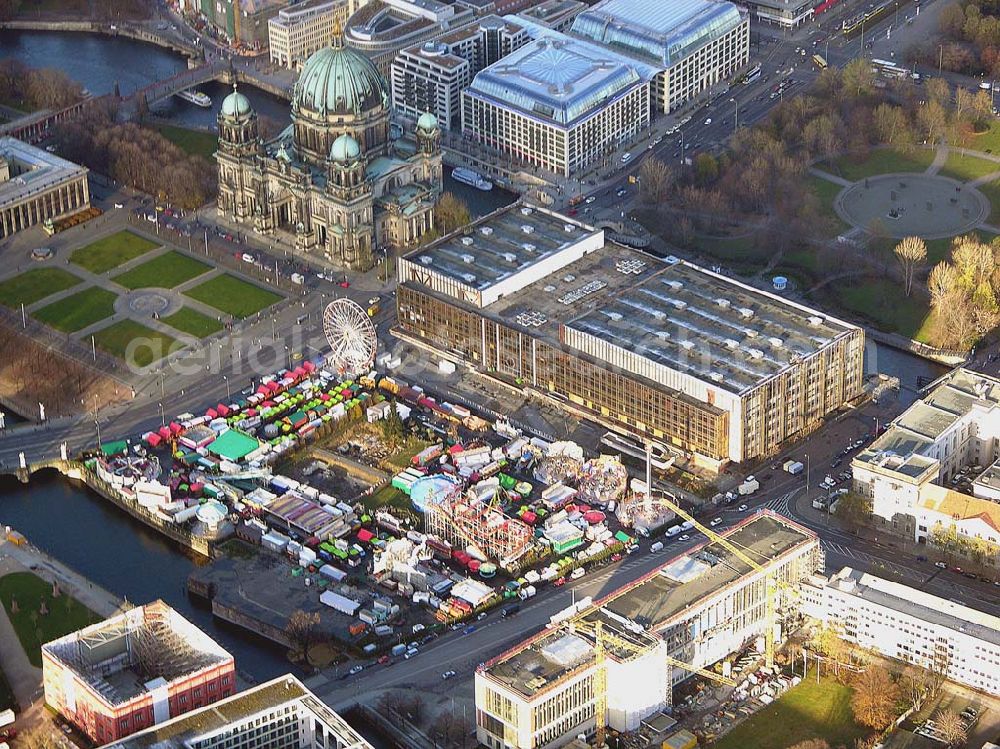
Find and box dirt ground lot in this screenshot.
[887,683,1000,749]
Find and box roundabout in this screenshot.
[835,173,989,239]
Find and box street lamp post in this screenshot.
[223,374,230,401]
[805,453,811,492]
[730,97,739,133]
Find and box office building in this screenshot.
[104,675,373,748]
[739,0,814,28]
[42,601,236,746]
[571,0,749,113]
[268,0,362,69]
[515,0,585,31]
[344,0,477,77]
[852,368,1000,556]
[0,137,90,240]
[198,0,286,48]
[217,29,442,270]
[461,20,659,177]
[801,567,1000,695]
[397,203,864,469]
[475,513,822,749]
[391,15,528,129]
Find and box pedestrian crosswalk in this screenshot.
[758,490,796,516]
[820,539,919,580]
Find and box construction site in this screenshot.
[41,600,236,745]
[474,512,823,749]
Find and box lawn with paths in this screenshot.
[112,250,211,290]
[0,267,82,307]
[822,148,935,182]
[0,572,101,668]
[69,230,159,274]
[937,152,1000,182]
[711,667,867,749]
[91,320,179,366]
[162,307,224,338]
[184,274,282,318]
[34,287,117,332]
[831,278,934,343]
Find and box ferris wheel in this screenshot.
[323,298,377,374]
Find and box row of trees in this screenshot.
[0,59,83,112]
[928,234,1000,348]
[934,0,1000,76]
[52,106,217,210]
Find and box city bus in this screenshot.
[742,63,762,84]
[872,58,916,80]
[812,54,828,69]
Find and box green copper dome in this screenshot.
[416,112,438,132]
[294,39,388,117]
[330,133,361,162]
[221,85,252,119]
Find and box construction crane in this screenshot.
[566,619,736,748]
[645,490,786,669]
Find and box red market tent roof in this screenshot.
[169,422,183,434]
[293,366,307,378]
[216,404,230,417]
[303,360,316,372]
[144,433,162,447]
[157,426,171,440]
[583,510,606,524]
[357,528,374,543]
[206,408,218,419]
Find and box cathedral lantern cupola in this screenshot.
[217,83,259,157]
[415,112,440,156]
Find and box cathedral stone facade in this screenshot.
[216,33,442,271]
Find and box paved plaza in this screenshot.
[837,173,989,239]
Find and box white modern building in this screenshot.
[105,675,374,748]
[268,0,361,70]
[852,368,1000,555]
[461,20,659,177]
[571,0,750,113]
[391,15,528,129]
[738,0,814,28]
[475,513,823,749]
[801,567,1000,695]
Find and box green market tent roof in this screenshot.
[206,429,260,462]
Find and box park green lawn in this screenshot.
[91,320,179,366]
[111,250,211,289]
[976,179,1000,224]
[971,119,1000,155]
[184,274,282,318]
[70,231,159,274]
[832,278,934,343]
[807,174,850,233]
[0,572,102,668]
[0,267,82,307]
[34,287,117,332]
[156,124,218,159]
[937,151,1000,182]
[711,668,867,749]
[163,307,223,338]
[822,148,936,181]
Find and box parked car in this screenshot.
[737,504,748,512]
[442,671,457,680]
[935,561,947,569]
[348,665,363,675]
[709,517,723,527]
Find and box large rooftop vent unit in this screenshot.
[604,311,623,321]
[521,225,535,234]
[747,348,764,360]
[670,300,687,310]
[461,254,474,264]
[503,252,518,262]
[738,307,754,319]
[724,339,739,349]
[480,226,493,236]
[419,255,432,265]
[666,280,683,291]
[461,236,473,246]
[521,244,535,253]
[768,337,784,348]
[710,372,724,382]
[655,331,670,340]
[460,273,476,283]
[664,255,680,264]
[563,224,575,233]
[680,340,695,350]
[520,206,533,216]
[715,298,731,308]
[808,315,824,326]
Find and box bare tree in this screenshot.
[851,669,902,730]
[434,192,471,235]
[935,710,968,747]
[431,709,472,747]
[894,236,928,296]
[639,157,674,203]
[285,610,321,656]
